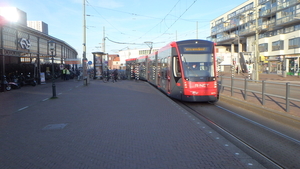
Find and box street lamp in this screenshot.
[254,0,260,81]
[144,41,153,54]
[48,40,57,99]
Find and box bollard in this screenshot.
[231,76,234,96]
[262,80,265,105]
[286,82,290,112]
[283,71,286,78]
[244,78,248,100]
[83,78,88,86]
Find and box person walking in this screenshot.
[62,68,67,81]
[112,69,118,82]
[66,68,70,80]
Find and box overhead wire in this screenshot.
[129,0,181,43]
[86,3,162,20]
[85,0,202,49]
[151,0,198,41]
[85,0,126,35]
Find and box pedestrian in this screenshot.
[76,69,80,79]
[112,69,118,82]
[66,68,70,80]
[62,68,67,80]
[78,70,83,81]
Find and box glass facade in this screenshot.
[3,27,17,50]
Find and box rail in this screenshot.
[219,76,300,112]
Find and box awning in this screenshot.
[65,59,81,64]
[219,61,232,66]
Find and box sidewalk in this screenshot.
[218,72,300,119]
[0,79,264,169]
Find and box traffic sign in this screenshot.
[88,61,92,65]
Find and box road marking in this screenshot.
[18,106,29,111]
[42,98,49,101]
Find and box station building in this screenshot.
[0,7,78,91]
[211,0,300,76]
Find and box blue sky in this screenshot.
[1,0,245,62]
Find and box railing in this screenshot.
[219,76,300,112]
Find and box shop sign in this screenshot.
[19,38,31,49]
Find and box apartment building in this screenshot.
[211,0,300,76]
[27,21,49,34]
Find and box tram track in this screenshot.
[175,100,300,169]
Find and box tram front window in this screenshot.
[181,54,215,82]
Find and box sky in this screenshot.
[0,0,246,62]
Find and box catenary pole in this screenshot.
[254,0,260,81]
[82,0,88,85]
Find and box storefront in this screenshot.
[264,56,282,74]
[285,56,299,76]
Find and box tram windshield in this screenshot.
[181,54,215,82]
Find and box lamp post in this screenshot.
[144,41,153,54]
[254,0,260,81]
[48,40,57,99]
[234,34,240,75]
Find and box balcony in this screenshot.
[276,14,300,27]
[239,25,256,36]
[215,34,237,44]
[277,0,300,11]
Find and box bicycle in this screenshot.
[102,74,110,83]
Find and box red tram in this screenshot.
[126,39,219,102]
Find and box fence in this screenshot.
[219,76,300,112]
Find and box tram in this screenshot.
[126,39,219,102]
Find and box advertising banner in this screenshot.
[40,72,46,84]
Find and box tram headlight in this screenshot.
[184,81,188,88]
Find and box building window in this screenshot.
[259,43,268,52]
[295,24,300,31]
[139,50,150,55]
[3,27,17,50]
[288,37,300,49]
[272,40,284,51]
[20,57,31,63]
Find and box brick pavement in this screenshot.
[218,72,300,119]
[0,79,264,169]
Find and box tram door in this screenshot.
[167,57,171,93]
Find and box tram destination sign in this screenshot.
[184,47,208,52]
